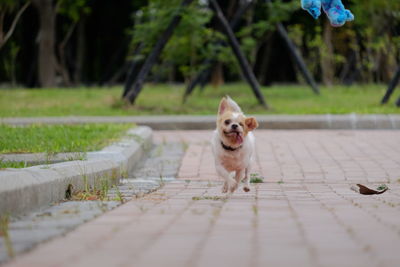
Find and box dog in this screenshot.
[211,96,258,193]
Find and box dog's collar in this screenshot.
[221,141,242,151]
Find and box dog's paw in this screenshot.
[222,182,228,193]
[243,186,250,192]
[229,181,239,193]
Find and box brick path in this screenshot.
[5,130,400,267]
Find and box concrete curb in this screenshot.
[1,114,400,129]
[0,126,152,217]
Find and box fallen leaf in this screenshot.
[351,184,388,195]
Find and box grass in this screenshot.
[0,84,399,117]
[0,123,133,154]
[0,214,14,258]
[250,173,264,183]
[0,161,33,169]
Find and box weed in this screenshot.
[252,205,258,216]
[120,169,128,179]
[192,196,226,201]
[110,168,119,182]
[100,179,110,200]
[181,139,189,152]
[0,159,30,169]
[45,151,57,164]
[66,152,87,161]
[113,185,124,204]
[0,214,14,258]
[159,176,165,186]
[376,184,388,191]
[277,180,284,184]
[250,173,264,183]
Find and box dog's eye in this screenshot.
[224,119,231,125]
[239,123,244,127]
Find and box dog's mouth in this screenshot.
[224,130,243,144]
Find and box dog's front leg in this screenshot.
[242,168,250,192]
[215,163,237,193]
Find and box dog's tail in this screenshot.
[225,96,242,113]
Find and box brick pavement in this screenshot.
[4,130,400,267]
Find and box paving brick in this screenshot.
[4,130,400,267]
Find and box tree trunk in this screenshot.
[211,62,224,87]
[321,18,334,87]
[33,0,56,87]
[74,18,85,84]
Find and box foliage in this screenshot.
[57,0,91,22]
[288,0,400,84]
[2,41,19,85]
[0,123,133,153]
[350,0,400,82]
[0,0,399,86]
[0,0,18,13]
[237,0,299,64]
[0,84,399,117]
[129,0,219,80]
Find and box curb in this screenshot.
[1,114,400,129]
[0,126,152,217]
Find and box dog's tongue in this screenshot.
[236,132,243,144]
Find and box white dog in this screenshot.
[211,96,258,193]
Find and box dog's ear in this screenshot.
[219,96,242,115]
[225,96,242,113]
[218,97,229,115]
[245,117,258,131]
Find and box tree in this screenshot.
[56,0,90,86]
[0,0,31,50]
[32,0,57,87]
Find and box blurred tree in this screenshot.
[56,0,90,86]
[32,0,57,87]
[0,0,30,50]
[351,0,400,83]
[129,0,216,83]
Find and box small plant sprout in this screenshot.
[180,139,189,152]
[250,173,264,183]
[376,184,388,191]
[100,178,110,200]
[113,185,124,204]
[0,214,15,258]
[192,196,226,201]
[252,205,258,216]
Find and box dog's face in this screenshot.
[217,97,258,147]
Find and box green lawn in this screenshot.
[0,84,399,116]
[0,124,133,154]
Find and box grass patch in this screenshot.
[0,123,133,154]
[0,160,33,169]
[0,84,399,117]
[250,173,264,183]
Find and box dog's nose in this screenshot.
[231,124,238,130]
